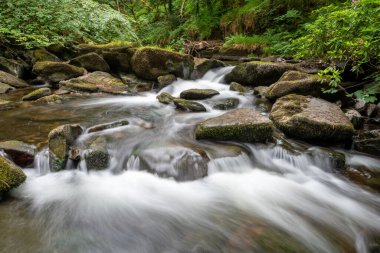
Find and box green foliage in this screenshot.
[350,72,380,103]
[318,66,343,94]
[0,0,138,48]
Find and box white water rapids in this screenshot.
[3,67,380,253]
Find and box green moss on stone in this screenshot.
[0,156,26,191]
[22,87,51,101]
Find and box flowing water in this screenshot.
[1,67,380,253]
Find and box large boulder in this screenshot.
[32,61,85,83]
[180,89,220,100]
[173,99,206,112]
[195,108,273,142]
[224,61,296,86]
[60,71,127,94]
[0,156,26,192]
[353,129,380,156]
[270,94,354,142]
[84,137,110,171]
[131,47,194,80]
[48,124,83,172]
[22,87,51,101]
[265,71,327,100]
[139,147,208,181]
[0,71,29,88]
[191,58,226,79]
[0,140,36,167]
[0,57,25,77]
[70,52,110,72]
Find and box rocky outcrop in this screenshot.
[224,61,296,86]
[270,94,354,142]
[0,155,26,192]
[0,140,36,167]
[195,108,273,142]
[48,124,83,172]
[265,71,327,100]
[229,82,247,93]
[157,74,176,88]
[157,92,175,104]
[353,130,380,156]
[22,87,51,101]
[180,89,220,100]
[84,137,109,170]
[173,99,206,112]
[32,61,85,83]
[0,71,29,88]
[212,98,240,110]
[60,71,127,94]
[70,52,110,72]
[131,47,194,80]
[191,58,226,79]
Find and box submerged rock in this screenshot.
[70,52,110,72]
[84,137,109,171]
[60,71,127,94]
[22,87,51,101]
[139,147,208,181]
[270,94,354,142]
[157,74,176,88]
[0,99,20,111]
[224,61,296,86]
[131,47,194,80]
[353,129,380,156]
[180,89,220,100]
[0,155,26,192]
[229,82,247,93]
[0,83,13,94]
[0,71,29,88]
[157,92,175,104]
[0,140,36,167]
[48,124,83,172]
[191,58,226,80]
[195,108,273,142]
[212,98,240,110]
[173,99,206,112]
[87,120,129,133]
[119,73,153,92]
[32,61,85,83]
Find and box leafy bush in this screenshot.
[0,0,138,48]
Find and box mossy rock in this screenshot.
[157,92,175,104]
[60,71,127,94]
[0,82,13,94]
[22,87,51,101]
[131,47,194,80]
[87,120,129,133]
[0,57,25,78]
[0,155,26,192]
[212,98,240,110]
[33,94,63,105]
[0,70,29,88]
[253,86,269,98]
[229,82,247,93]
[173,99,206,112]
[157,74,176,88]
[0,140,36,167]
[84,137,109,171]
[32,61,86,83]
[76,42,136,55]
[180,89,220,100]
[191,58,226,80]
[353,129,380,156]
[70,52,110,72]
[195,108,273,142]
[270,94,354,142]
[48,124,83,172]
[119,73,153,92]
[224,61,296,86]
[265,70,328,100]
[33,48,60,63]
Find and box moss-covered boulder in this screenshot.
[48,124,83,172]
[0,57,25,78]
[191,58,226,80]
[84,137,109,171]
[70,52,110,72]
[265,71,327,100]
[33,48,60,63]
[33,94,63,105]
[0,155,26,192]
[87,120,129,133]
[22,87,51,101]
[0,140,36,167]
[157,92,175,104]
[0,83,13,94]
[131,47,194,80]
[0,71,29,88]
[270,94,354,142]
[212,98,240,110]
[173,99,206,112]
[229,82,247,93]
[158,74,176,88]
[32,61,86,83]
[195,108,273,142]
[180,89,220,100]
[60,71,127,94]
[119,73,154,92]
[76,42,136,55]
[224,61,296,86]
[353,129,380,156]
